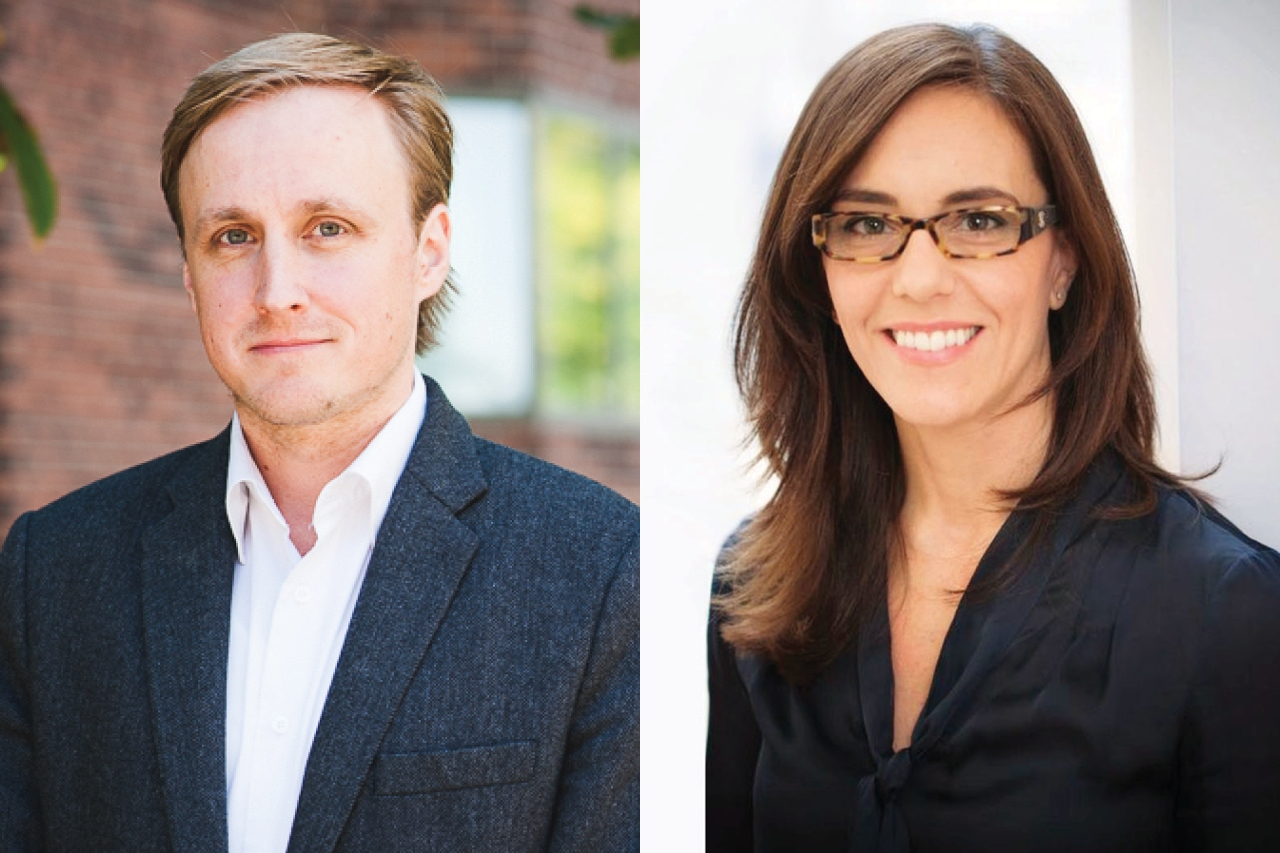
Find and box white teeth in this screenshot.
[891,326,977,352]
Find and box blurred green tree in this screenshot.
[573,5,639,60]
[0,24,57,241]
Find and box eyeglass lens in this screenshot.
[826,209,1024,260]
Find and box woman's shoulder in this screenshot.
[711,517,755,597]
[1153,486,1280,845]
[1090,471,1280,617]
[1142,480,1280,592]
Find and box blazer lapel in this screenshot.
[287,378,486,853]
[140,432,237,853]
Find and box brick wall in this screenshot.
[0,0,638,531]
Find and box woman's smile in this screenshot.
[885,325,982,363]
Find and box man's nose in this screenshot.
[889,227,954,302]
[254,237,310,312]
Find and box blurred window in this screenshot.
[417,97,536,417]
[419,100,638,425]
[535,109,639,421]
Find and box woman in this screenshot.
[707,22,1280,852]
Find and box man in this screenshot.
[0,34,637,852]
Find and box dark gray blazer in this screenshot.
[0,377,639,852]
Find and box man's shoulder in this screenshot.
[416,375,636,538]
[442,436,638,585]
[471,436,637,527]
[23,432,226,534]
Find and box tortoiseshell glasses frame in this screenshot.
[811,204,1059,263]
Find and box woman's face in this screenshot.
[823,86,1076,434]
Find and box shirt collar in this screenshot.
[342,370,427,538]
[224,372,428,563]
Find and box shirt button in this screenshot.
[273,716,289,734]
[293,586,311,604]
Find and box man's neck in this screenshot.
[236,373,418,554]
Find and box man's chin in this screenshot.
[230,387,343,431]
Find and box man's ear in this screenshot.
[182,262,198,314]
[414,203,451,302]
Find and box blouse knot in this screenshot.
[877,750,912,802]
[853,751,914,852]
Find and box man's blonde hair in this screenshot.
[161,33,455,353]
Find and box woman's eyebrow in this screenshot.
[940,186,1018,206]
[831,188,897,206]
[831,186,1020,208]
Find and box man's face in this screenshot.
[178,85,449,433]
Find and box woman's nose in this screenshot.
[889,227,954,302]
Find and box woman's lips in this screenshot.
[889,325,980,353]
[883,325,982,362]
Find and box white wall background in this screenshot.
[1169,0,1280,543]
[641,0,1280,849]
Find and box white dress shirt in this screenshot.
[223,373,426,853]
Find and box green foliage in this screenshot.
[573,5,639,60]
[0,82,57,241]
[536,113,639,418]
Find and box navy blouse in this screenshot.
[707,456,1280,852]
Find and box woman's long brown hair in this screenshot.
[719,23,1182,683]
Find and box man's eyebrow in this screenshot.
[192,207,251,232]
[190,199,373,232]
[300,197,383,224]
[300,198,361,216]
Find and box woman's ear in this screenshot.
[1049,234,1078,311]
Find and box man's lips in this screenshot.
[248,338,331,353]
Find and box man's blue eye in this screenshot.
[222,229,249,245]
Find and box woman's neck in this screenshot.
[892,396,1054,596]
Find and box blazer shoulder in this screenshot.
[21,432,226,537]
[457,437,638,599]
[473,436,638,532]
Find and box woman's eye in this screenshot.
[843,215,888,236]
[219,228,250,246]
[959,211,1008,231]
[315,221,344,238]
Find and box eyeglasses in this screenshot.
[811,204,1059,263]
